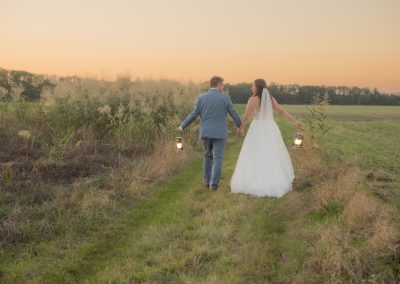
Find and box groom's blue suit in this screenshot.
[180,88,241,189]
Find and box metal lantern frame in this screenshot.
[294,132,304,148]
[176,136,184,152]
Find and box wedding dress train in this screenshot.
[230,88,295,197]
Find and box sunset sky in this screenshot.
[1,0,399,92]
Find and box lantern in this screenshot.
[176,136,184,152]
[294,133,304,148]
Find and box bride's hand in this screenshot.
[237,128,245,137]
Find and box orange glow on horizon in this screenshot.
[1,0,399,93]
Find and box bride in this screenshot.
[230,79,302,198]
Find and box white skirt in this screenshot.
[230,119,295,198]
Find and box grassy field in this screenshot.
[282,104,400,207]
[1,103,399,283]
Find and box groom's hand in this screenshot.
[177,126,183,132]
[236,128,241,136]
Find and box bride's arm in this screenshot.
[271,96,302,127]
[239,97,255,132]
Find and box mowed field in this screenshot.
[278,104,400,204]
[240,104,400,172]
[1,103,399,283]
[238,103,400,212]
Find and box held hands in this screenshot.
[237,128,245,137]
[177,126,183,132]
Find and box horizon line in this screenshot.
[1,66,399,95]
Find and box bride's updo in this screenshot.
[254,78,267,101]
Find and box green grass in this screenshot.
[1,137,309,283]
[1,104,399,283]
[238,104,400,174]
[284,104,400,207]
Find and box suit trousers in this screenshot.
[202,138,226,189]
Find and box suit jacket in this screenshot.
[180,88,241,139]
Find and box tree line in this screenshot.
[0,68,54,101]
[1,68,399,105]
[226,83,400,105]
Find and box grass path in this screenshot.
[2,136,311,283]
[2,106,400,283]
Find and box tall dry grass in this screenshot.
[0,76,204,248]
[289,120,400,283]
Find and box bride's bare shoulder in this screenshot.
[247,96,259,105]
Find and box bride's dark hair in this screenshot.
[254,79,267,102]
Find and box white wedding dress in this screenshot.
[230,88,295,198]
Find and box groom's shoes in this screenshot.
[203,183,218,191]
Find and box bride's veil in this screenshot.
[259,88,273,122]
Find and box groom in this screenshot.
[178,76,241,191]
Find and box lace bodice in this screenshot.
[252,106,261,120]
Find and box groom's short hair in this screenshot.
[210,76,224,87]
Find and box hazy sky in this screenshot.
[1,0,399,92]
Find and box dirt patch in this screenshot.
[0,147,44,163]
[366,171,393,182]
[293,178,312,191]
[370,183,395,202]
[37,159,93,183]
[1,156,103,187]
